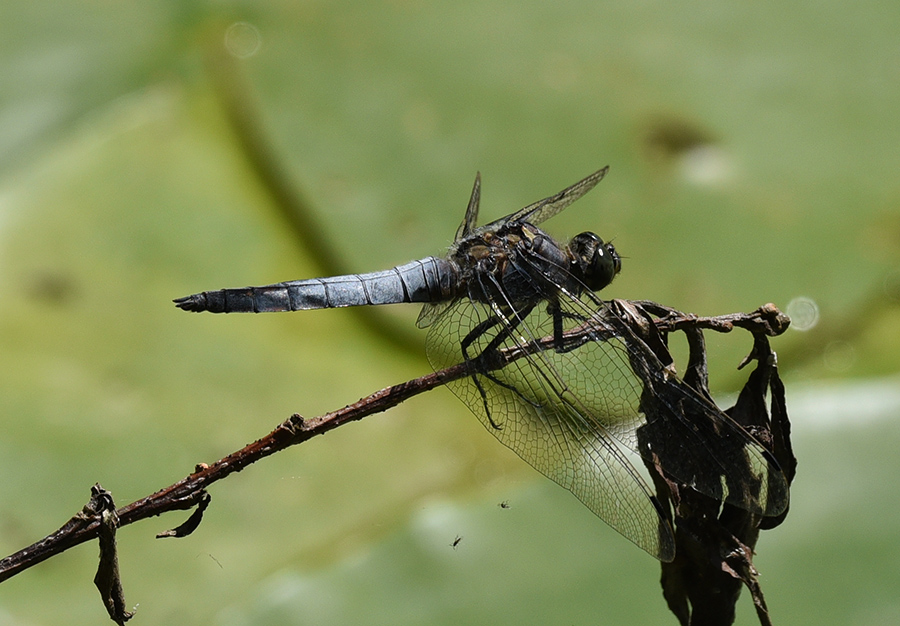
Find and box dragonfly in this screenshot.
[175,167,789,561]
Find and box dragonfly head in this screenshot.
[568,232,621,292]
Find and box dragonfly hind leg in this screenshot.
[459,306,540,430]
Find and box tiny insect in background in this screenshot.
[450,535,463,550]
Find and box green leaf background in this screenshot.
[1,1,899,624]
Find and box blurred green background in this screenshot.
[2,1,899,624]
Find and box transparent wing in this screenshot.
[476,166,609,234]
[416,300,455,329]
[454,172,482,241]
[423,264,788,560]
[562,288,789,518]
[425,296,676,561]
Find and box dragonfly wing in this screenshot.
[425,297,676,561]
[478,166,610,234]
[454,172,482,242]
[416,300,455,329]
[548,288,790,518]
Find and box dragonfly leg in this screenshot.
[459,304,539,429]
[547,300,592,354]
[459,316,506,429]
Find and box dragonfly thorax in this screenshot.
[568,232,621,292]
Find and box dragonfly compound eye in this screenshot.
[569,232,621,292]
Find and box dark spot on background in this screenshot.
[26,271,77,306]
[642,116,716,161]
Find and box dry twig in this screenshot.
[0,302,794,626]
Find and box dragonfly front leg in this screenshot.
[547,299,592,354]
